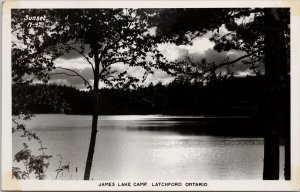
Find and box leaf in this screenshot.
[14,149,31,162]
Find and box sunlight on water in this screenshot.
[101,115,211,121]
[13,114,285,180]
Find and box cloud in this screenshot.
[48,79,72,87]
[158,37,215,61]
[107,63,174,86]
[55,57,92,70]
[160,37,256,76]
[110,62,175,86]
[143,70,175,85]
[49,66,94,89]
[235,69,256,77]
[60,44,91,60]
[51,36,257,89]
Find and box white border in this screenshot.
[2,0,300,191]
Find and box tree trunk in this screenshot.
[263,133,280,179]
[263,8,289,180]
[83,87,99,180]
[84,42,100,180]
[284,76,291,180]
[284,118,291,180]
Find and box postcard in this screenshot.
[2,0,300,191]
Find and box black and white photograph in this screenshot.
[2,0,300,191]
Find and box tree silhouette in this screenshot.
[12,9,167,180]
[152,8,290,180]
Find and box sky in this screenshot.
[48,35,254,90]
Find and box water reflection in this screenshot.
[100,116,263,137]
[13,114,285,180]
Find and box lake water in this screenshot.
[12,114,285,180]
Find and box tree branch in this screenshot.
[187,31,202,44]
[54,67,92,89]
[99,58,131,78]
[63,43,95,72]
[49,72,79,77]
[184,49,263,79]
[217,32,234,40]
[210,49,263,71]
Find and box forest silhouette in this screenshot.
[18,75,264,116]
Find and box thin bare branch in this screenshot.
[63,43,95,72]
[217,32,234,40]
[187,31,202,43]
[49,72,79,77]
[211,49,263,71]
[185,49,263,79]
[54,67,92,89]
[55,154,63,180]
[11,26,24,33]
[99,58,131,77]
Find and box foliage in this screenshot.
[11,10,70,180]
[12,141,71,180]
[152,8,290,82]
[11,9,66,84]
[12,9,168,89]
[13,142,52,180]
[12,9,68,134]
[55,155,70,180]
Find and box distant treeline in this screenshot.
[14,76,269,116]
